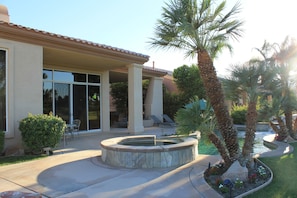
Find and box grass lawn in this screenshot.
[199,137,219,155]
[0,155,47,166]
[245,142,297,198]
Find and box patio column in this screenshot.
[127,64,144,134]
[101,70,110,132]
[144,77,163,121]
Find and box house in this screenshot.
[0,5,166,151]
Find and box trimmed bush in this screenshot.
[19,113,66,154]
[0,131,4,154]
[231,105,247,124]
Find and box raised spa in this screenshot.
[100,135,198,168]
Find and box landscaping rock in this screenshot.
[0,191,41,198]
[222,160,248,181]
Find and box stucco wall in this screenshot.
[0,39,43,150]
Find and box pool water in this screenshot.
[199,131,274,155]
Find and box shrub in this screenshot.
[0,130,4,154]
[231,105,248,124]
[19,113,66,154]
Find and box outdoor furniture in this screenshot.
[72,119,81,133]
[63,119,81,147]
[151,115,172,127]
[63,124,74,147]
[162,114,177,127]
[151,115,162,126]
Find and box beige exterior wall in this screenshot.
[144,77,163,121]
[127,64,144,133]
[0,38,43,149]
[101,70,110,132]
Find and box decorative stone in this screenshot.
[222,161,248,182]
[43,147,51,155]
[100,135,198,168]
[0,191,41,198]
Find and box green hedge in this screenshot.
[231,105,248,124]
[19,113,66,154]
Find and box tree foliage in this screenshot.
[149,0,244,166]
[173,64,206,100]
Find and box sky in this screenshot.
[1,0,297,77]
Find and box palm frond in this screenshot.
[148,0,244,60]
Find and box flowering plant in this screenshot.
[219,184,229,193]
[234,178,244,188]
[257,165,267,179]
[218,179,233,193]
[248,173,257,183]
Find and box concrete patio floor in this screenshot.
[0,127,222,198]
[0,127,294,197]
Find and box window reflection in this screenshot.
[43,69,101,131]
[74,73,86,82]
[53,71,74,82]
[43,82,53,114]
[88,74,100,83]
[43,70,52,80]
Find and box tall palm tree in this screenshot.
[149,0,244,165]
[224,61,269,166]
[272,36,297,138]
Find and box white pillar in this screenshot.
[127,64,144,134]
[101,71,110,132]
[144,77,163,121]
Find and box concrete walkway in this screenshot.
[0,127,294,198]
[0,127,222,198]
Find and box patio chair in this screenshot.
[162,114,177,127]
[72,119,81,135]
[151,115,162,126]
[63,124,73,147]
[151,115,173,128]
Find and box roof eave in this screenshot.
[0,21,150,64]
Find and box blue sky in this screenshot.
[1,0,297,76]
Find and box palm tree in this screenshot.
[256,37,297,140]
[175,97,232,165]
[224,61,270,166]
[149,0,244,166]
[272,36,297,138]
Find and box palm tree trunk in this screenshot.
[271,116,288,141]
[242,101,257,164]
[198,50,239,161]
[285,110,293,137]
[293,117,297,137]
[276,117,288,141]
[208,133,232,167]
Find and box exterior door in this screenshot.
[73,84,87,130]
[54,83,70,123]
[43,70,101,131]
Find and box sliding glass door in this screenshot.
[54,83,70,123]
[73,84,87,130]
[43,70,101,132]
[88,85,100,129]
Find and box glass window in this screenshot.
[54,83,70,122]
[88,74,100,83]
[43,70,52,80]
[88,85,100,129]
[0,50,6,131]
[74,73,86,82]
[43,69,101,131]
[43,82,53,114]
[53,71,74,82]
